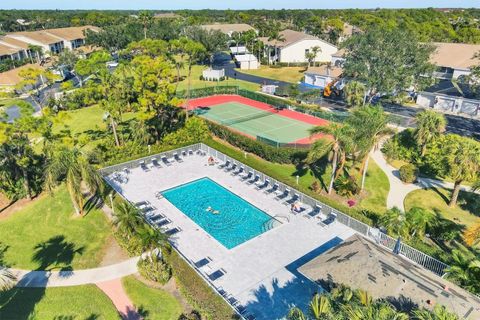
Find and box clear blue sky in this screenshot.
[0,0,479,10]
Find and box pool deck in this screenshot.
[105,153,355,319]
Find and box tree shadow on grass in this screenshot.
[0,236,86,318]
[0,286,46,319]
[32,235,85,273]
[458,191,480,217]
[429,186,450,204]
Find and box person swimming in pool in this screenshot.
[206,206,220,214]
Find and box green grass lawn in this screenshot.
[404,187,480,229]
[237,66,306,84]
[177,65,259,92]
[0,186,112,270]
[0,285,119,319]
[122,276,184,320]
[360,158,390,214]
[52,104,107,136]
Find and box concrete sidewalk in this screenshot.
[13,257,140,288]
[370,141,478,211]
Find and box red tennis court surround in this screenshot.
[187,95,329,145]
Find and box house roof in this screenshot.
[0,36,31,50]
[44,26,100,41]
[431,42,480,70]
[8,31,63,45]
[200,23,255,34]
[259,29,319,47]
[0,63,42,86]
[298,234,480,319]
[0,43,21,56]
[332,48,346,58]
[154,12,181,19]
[235,54,257,62]
[306,65,343,78]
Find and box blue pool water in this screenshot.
[162,177,278,249]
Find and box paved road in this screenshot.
[214,53,480,139]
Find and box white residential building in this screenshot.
[430,42,480,80]
[234,54,259,70]
[260,29,338,64]
[303,65,343,89]
[3,26,99,57]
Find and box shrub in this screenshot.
[310,180,321,193]
[167,250,237,319]
[162,117,210,146]
[207,121,307,164]
[334,176,360,197]
[137,254,172,284]
[399,164,418,183]
[113,230,144,256]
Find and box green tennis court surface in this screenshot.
[196,102,314,143]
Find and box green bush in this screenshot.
[335,176,360,197]
[207,121,307,164]
[113,230,144,256]
[167,250,237,320]
[399,164,418,183]
[137,254,172,285]
[162,117,209,146]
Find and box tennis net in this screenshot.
[220,108,277,126]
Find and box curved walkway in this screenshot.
[371,141,478,211]
[12,257,140,288]
[97,278,142,320]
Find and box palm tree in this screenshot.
[287,307,306,320]
[445,248,480,293]
[406,207,436,238]
[344,81,367,108]
[137,223,168,259]
[311,46,321,67]
[112,202,144,239]
[267,23,285,65]
[0,267,16,292]
[347,104,391,190]
[445,137,480,206]
[380,207,410,238]
[414,110,447,157]
[307,123,354,194]
[138,11,154,39]
[309,294,332,319]
[463,223,480,247]
[27,44,42,64]
[413,304,461,320]
[44,146,102,216]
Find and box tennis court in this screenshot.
[190,95,328,145]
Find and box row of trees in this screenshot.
[2,9,480,44]
[288,285,459,320]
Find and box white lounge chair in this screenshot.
[255,179,269,190]
[173,153,183,162]
[151,158,162,168]
[264,183,279,194]
[241,171,253,181]
[275,188,290,201]
[161,155,172,166]
[247,175,260,185]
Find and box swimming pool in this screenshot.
[162,177,279,249]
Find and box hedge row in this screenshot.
[207,121,307,164]
[167,250,238,320]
